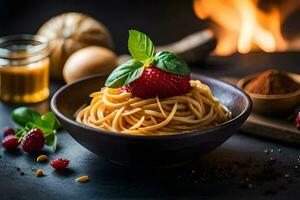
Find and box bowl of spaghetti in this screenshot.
[51,73,252,167]
[51,30,251,167]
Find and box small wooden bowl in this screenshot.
[237,72,300,116]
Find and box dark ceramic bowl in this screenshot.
[51,73,252,167]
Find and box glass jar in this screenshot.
[0,34,50,103]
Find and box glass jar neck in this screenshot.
[0,34,49,66]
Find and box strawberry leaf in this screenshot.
[128,30,155,62]
[154,51,190,75]
[105,59,144,88]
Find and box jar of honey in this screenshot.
[0,34,50,103]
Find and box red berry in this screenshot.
[2,135,19,149]
[50,158,69,170]
[21,128,44,153]
[127,66,190,99]
[295,112,300,130]
[3,128,15,137]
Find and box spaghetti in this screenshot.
[76,80,232,135]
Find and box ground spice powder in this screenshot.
[244,69,300,95]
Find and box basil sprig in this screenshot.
[105,59,144,88]
[105,30,190,88]
[154,51,189,75]
[12,107,60,151]
[128,30,155,62]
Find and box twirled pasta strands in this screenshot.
[76,80,232,135]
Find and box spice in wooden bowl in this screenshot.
[244,69,300,95]
[237,69,300,116]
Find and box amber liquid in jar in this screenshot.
[0,35,50,103]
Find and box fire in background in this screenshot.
[193,0,300,55]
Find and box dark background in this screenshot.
[0,0,206,54]
[1,0,300,54]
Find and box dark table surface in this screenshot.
[1,53,300,200]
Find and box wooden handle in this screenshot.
[118,29,216,64]
[157,29,216,63]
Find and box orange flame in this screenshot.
[193,0,288,55]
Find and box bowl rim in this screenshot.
[50,73,252,140]
[237,71,300,100]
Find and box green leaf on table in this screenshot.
[154,51,190,75]
[12,107,42,127]
[41,112,60,130]
[11,107,60,151]
[128,30,155,62]
[105,59,144,88]
[44,130,57,150]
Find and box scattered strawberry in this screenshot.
[21,128,45,153]
[2,135,19,149]
[3,127,15,137]
[295,112,300,130]
[50,158,69,170]
[127,67,190,98]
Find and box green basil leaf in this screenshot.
[44,131,57,148]
[41,112,60,130]
[143,57,155,67]
[154,51,190,75]
[25,122,52,135]
[128,30,155,62]
[105,59,144,88]
[12,107,42,127]
[11,107,59,148]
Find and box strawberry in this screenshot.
[2,135,19,149]
[3,127,15,137]
[21,128,45,153]
[126,66,190,98]
[50,158,69,170]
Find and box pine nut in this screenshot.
[36,155,48,163]
[36,169,44,177]
[75,175,89,183]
